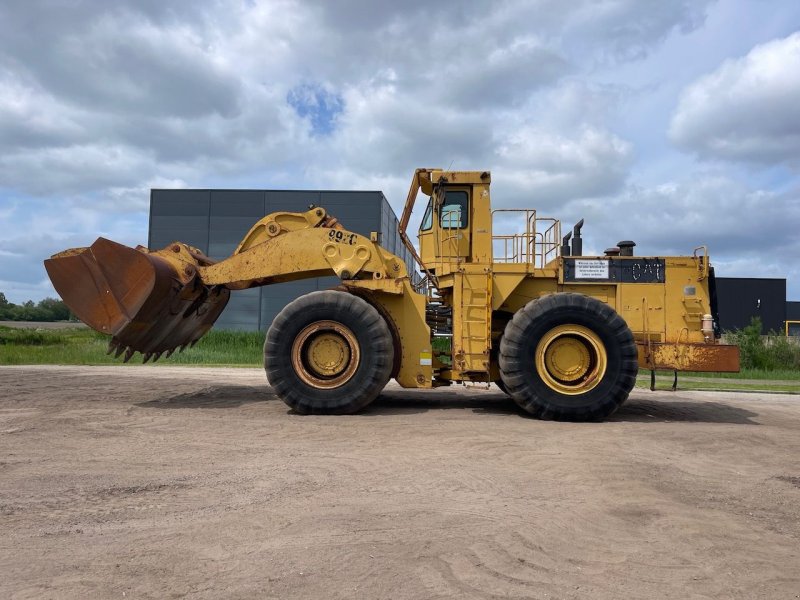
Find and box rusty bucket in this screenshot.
[44,238,230,362]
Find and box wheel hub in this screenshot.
[291,320,360,389]
[307,333,350,376]
[544,337,591,382]
[535,324,607,395]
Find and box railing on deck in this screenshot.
[492,209,561,267]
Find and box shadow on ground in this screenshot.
[362,390,523,417]
[136,385,761,425]
[367,391,760,425]
[137,385,271,409]
[610,398,759,425]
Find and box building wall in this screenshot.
[149,189,417,331]
[787,301,800,336]
[715,277,786,333]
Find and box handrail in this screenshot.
[491,209,560,267]
[692,246,709,281]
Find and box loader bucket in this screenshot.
[44,238,230,361]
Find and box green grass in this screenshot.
[681,369,800,381]
[0,326,263,367]
[636,378,800,394]
[636,371,800,394]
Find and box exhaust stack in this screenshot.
[571,219,584,257]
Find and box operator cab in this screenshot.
[415,171,493,273]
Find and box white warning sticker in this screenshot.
[574,259,609,279]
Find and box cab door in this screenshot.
[438,188,471,263]
[418,187,471,270]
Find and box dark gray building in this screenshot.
[149,189,416,331]
[787,301,800,336]
[715,277,787,333]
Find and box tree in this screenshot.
[0,292,72,322]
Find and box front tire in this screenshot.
[265,291,394,414]
[499,293,637,421]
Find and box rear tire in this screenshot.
[265,291,394,414]
[495,379,510,395]
[499,293,637,421]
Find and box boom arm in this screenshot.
[199,208,408,288]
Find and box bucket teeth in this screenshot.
[190,339,199,348]
[142,352,153,364]
[179,343,188,353]
[106,339,118,355]
[114,344,126,359]
[123,347,135,363]
[152,351,163,363]
[165,348,175,359]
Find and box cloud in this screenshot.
[670,32,800,167]
[493,126,633,207]
[562,0,711,61]
[577,175,800,264]
[5,0,800,304]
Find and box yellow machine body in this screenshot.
[45,168,739,419]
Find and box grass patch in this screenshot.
[0,326,262,367]
[636,372,800,394]
[0,327,66,346]
[644,368,800,381]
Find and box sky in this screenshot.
[1,0,799,304]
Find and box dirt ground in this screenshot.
[1,366,799,600]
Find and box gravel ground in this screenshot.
[1,365,799,599]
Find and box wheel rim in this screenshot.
[535,324,607,395]
[291,320,360,389]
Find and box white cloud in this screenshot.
[580,175,800,263]
[3,0,800,302]
[670,32,800,166]
[494,126,633,207]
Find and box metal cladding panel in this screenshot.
[211,217,264,233]
[716,277,787,332]
[209,192,265,252]
[149,190,210,251]
[215,287,261,330]
[266,191,321,212]
[151,215,209,230]
[149,228,209,253]
[787,301,800,320]
[151,190,210,216]
[208,242,239,260]
[339,219,377,237]
[321,191,382,219]
[210,190,266,216]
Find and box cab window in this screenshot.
[440,190,468,229]
[420,198,433,231]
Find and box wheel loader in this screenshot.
[44,168,739,421]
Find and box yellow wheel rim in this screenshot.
[535,324,607,395]
[291,320,360,389]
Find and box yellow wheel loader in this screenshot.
[45,169,739,420]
